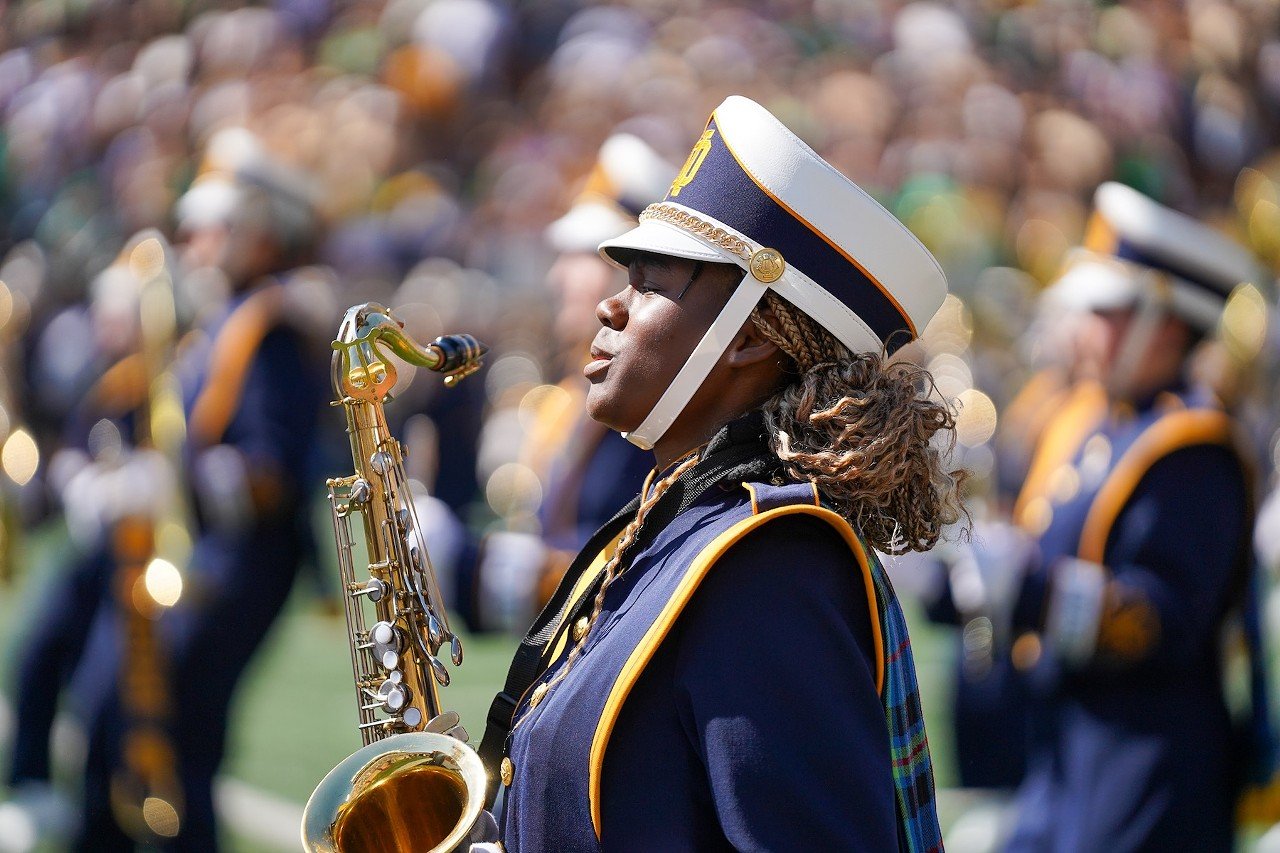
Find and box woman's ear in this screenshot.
[725,313,782,368]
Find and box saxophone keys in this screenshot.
[450,635,464,667]
[370,621,397,647]
[369,451,393,475]
[427,613,445,651]
[429,656,451,687]
[349,478,371,505]
[376,678,411,713]
[349,578,388,602]
[401,707,423,729]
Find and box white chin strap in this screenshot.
[1107,272,1171,401]
[622,275,770,450]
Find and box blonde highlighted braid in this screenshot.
[513,452,702,725]
[750,291,966,554]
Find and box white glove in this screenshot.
[947,521,1037,644]
[477,531,547,633]
[1044,557,1108,665]
[62,448,177,548]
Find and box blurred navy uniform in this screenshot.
[481,97,947,852]
[74,148,327,851]
[1,247,174,848]
[997,183,1267,851]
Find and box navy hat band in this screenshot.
[1112,238,1234,301]
[666,118,915,351]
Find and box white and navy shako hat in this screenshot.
[1050,182,1261,331]
[546,134,676,254]
[598,95,948,449]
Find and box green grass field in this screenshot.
[0,517,962,852]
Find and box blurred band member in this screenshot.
[0,243,166,851]
[75,141,328,851]
[471,134,672,630]
[991,183,1266,851]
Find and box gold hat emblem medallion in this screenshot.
[750,248,786,283]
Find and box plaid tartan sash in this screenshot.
[865,544,944,852]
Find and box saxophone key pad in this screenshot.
[377,679,410,712]
[368,620,402,666]
[402,707,423,729]
[349,478,371,505]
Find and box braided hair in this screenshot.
[750,290,966,554]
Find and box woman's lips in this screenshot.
[584,347,612,379]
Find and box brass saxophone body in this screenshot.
[303,303,489,853]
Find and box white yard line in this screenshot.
[214,778,303,851]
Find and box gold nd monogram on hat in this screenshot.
[599,95,948,449]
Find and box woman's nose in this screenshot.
[596,288,627,331]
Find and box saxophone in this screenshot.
[303,303,489,853]
[112,232,189,842]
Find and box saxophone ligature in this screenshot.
[303,303,489,853]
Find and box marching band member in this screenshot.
[993,183,1266,851]
[154,154,328,852]
[477,96,961,851]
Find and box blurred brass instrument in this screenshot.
[0,275,33,584]
[111,232,190,841]
[303,303,488,853]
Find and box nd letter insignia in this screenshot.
[669,129,714,197]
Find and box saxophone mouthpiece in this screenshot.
[430,334,488,379]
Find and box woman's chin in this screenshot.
[584,384,636,435]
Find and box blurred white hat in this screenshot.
[177,128,317,248]
[1049,182,1262,331]
[546,134,675,254]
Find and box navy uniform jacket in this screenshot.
[162,281,324,849]
[1006,383,1251,852]
[500,423,900,852]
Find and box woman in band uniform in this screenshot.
[482,96,963,852]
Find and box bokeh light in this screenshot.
[954,388,998,448]
[144,557,184,608]
[1219,283,1268,363]
[1,428,39,486]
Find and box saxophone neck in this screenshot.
[332,303,487,402]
